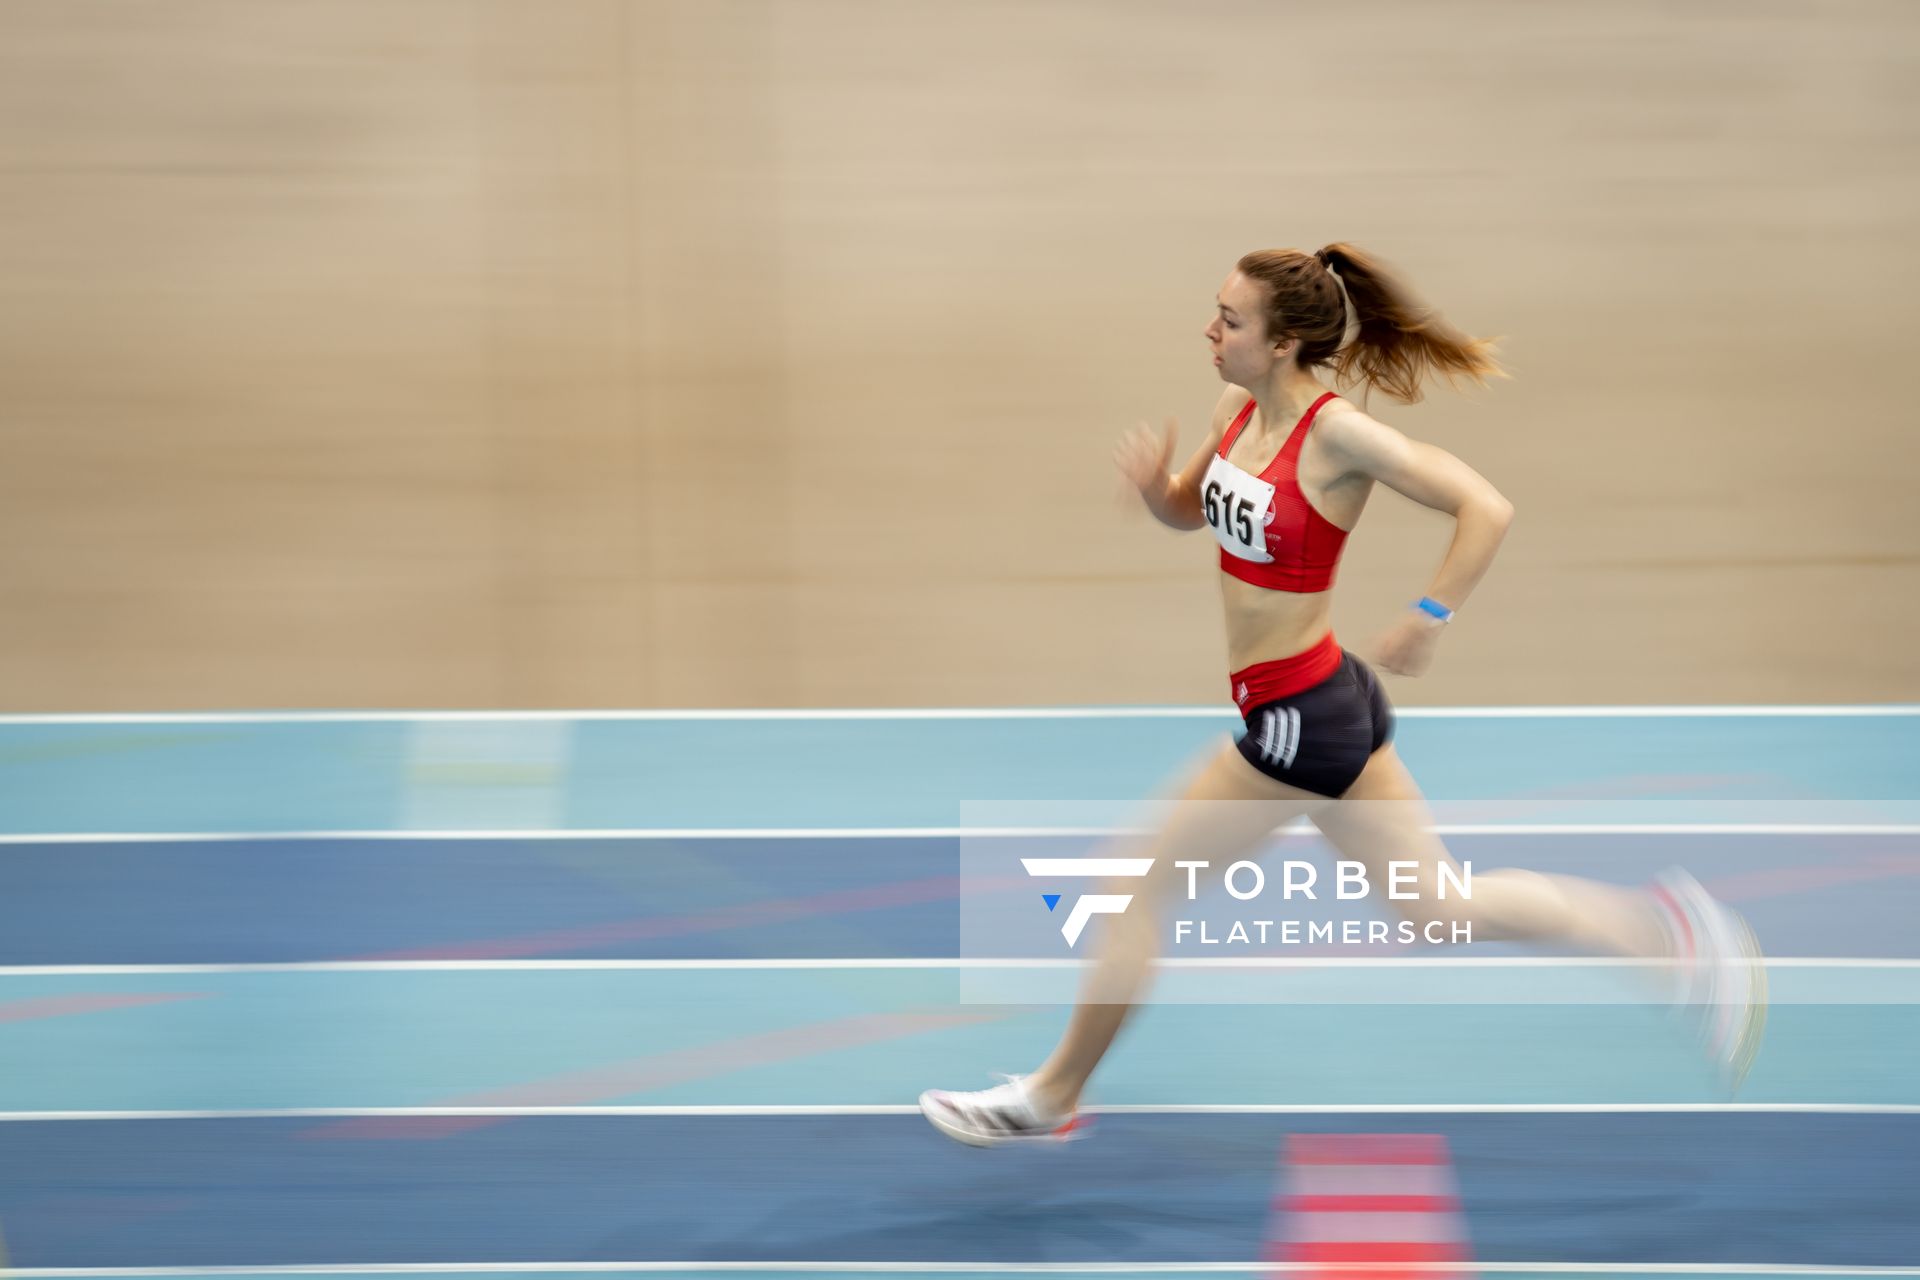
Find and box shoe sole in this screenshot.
[1654,869,1768,1095]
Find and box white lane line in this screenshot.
[5,823,1918,844]
[12,1265,1920,1278]
[0,828,1127,844]
[11,1268,1920,1279]
[2,704,1916,724]
[0,957,1911,976]
[1,1102,1916,1122]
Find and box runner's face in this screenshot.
[1204,272,1287,382]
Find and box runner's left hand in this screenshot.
[1371,611,1445,677]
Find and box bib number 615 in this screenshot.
[1203,480,1256,544]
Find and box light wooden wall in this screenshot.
[2,0,1915,709]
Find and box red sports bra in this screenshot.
[1200,392,1348,592]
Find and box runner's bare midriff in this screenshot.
[1219,575,1335,673]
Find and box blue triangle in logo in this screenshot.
[1042,894,1061,912]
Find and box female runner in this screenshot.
[920,243,1765,1145]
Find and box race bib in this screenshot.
[1201,453,1276,563]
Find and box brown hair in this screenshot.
[1234,244,1506,405]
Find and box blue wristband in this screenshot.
[1414,596,1454,622]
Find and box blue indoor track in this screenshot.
[1,707,1917,1277]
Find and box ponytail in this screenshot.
[1237,244,1506,405]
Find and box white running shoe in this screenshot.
[918,1074,1085,1147]
[1651,868,1768,1093]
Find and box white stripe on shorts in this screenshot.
[1257,706,1301,770]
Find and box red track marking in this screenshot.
[1267,1133,1475,1280]
[0,992,205,1023]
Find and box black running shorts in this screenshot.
[1233,650,1395,798]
